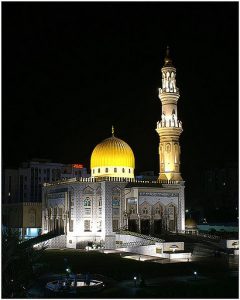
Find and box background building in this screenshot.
[2,159,89,239]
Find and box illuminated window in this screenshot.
[122,168,125,173]
[105,168,108,173]
[98,168,100,173]
[114,168,117,173]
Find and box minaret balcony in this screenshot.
[156,119,182,129]
[159,87,179,94]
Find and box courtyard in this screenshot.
[27,248,238,298]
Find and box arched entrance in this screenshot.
[141,219,150,235]
[128,219,138,232]
[154,219,162,234]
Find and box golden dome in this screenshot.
[185,218,197,229]
[90,133,135,169]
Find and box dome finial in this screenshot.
[164,45,173,67]
[112,125,114,136]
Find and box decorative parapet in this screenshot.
[43,176,184,187]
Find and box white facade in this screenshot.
[42,177,185,248]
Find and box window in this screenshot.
[69,220,74,232]
[129,169,131,173]
[112,220,119,232]
[97,220,102,232]
[84,208,91,215]
[122,168,125,173]
[93,169,95,174]
[130,207,135,214]
[114,168,117,173]
[142,207,148,214]
[84,220,91,232]
[98,168,100,173]
[105,168,108,173]
[113,208,120,216]
[84,197,91,206]
[98,197,102,206]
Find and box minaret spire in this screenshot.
[112,125,115,136]
[155,47,183,181]
[164,46,173,67]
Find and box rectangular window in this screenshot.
[98,168,100,173]
[69,220,74,232]
[112,219,119,232]
[97,220,102,232]
[114,168,117,173]
[84,220,91,232]
[84,208,91,215]
[105,168,108,173]
[113,208,120,216]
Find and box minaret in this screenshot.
[156,47,183,181]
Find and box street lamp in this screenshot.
[193,271,197,280]
[133,276,137,287]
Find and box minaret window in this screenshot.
[98,168,100,173]
[105,168,108,173]
[122,168,125,173]
[129,169,131,173]
[114,168,117,173]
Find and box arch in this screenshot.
[83,185,94,195]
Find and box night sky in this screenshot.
[2,2,238,199]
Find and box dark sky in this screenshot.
[2,2,238,194]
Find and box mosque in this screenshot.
[42,48,185,249]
